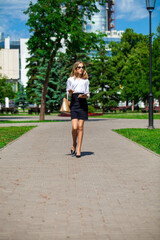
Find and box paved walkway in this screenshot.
[0,118,160,240]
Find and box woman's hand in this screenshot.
[68,89,74,95]
[78,94,88,99]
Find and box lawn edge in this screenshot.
[0,126,38,151]
[112,129,160,158]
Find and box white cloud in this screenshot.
[116,0,148,21]
[0,0,36,39]
[0,0,37,21]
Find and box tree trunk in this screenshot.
[39,42,61,121]
[145,99,148,107]
[126,100,128,106]
[132,99,134,112]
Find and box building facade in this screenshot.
[84,0,115,33]
[0,49,19,91]
[0,36,29,88]
[84,1,123,56]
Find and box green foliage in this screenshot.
[14,84,28,111]
[109,28,153,106]
[24,0,160,114]
[24,0,107,119]
[26,50,92,111]
[88,105,96,113]
[26,55,39,104]
[34,56,66,111]
[89,41,120,111]
[0,73,15,103]
[152,22,160,104]
[121,38,149,104]
[114,128,160,155]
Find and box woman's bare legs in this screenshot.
[71,119,84,155]
[77,120,84,156]
[71,119,78,151]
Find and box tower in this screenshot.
[107,0,115,31]
[85,1,116,33]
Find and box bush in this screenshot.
[88,105,96,113]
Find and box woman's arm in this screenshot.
[66,78,74,95]
[78,80,90,98]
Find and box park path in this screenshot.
[0,118,160,240]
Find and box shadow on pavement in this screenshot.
[0,116,71,122]
[66,151,94,157]
[88,118,109,121]
[81,151,94,157]
[0,116,36,120]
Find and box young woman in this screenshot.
[66,61,90,158]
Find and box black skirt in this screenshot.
[70,93,88,120]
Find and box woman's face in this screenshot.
[76,63,85,76]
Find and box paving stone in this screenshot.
[0,118,160,240]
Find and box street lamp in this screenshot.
[145,0,156,129]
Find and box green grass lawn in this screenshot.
[90,112,160,119]
[0,126,37,149]
[113,128,160,155]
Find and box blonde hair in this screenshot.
[70,61,88,79]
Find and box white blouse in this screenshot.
[66,76,90,98]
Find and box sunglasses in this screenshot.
[77,66,85,69]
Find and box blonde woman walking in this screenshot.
[66,61,90,158]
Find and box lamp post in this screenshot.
[145,0,156,129]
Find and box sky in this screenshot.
[0,0,160,40]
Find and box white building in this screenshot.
[20,39,30,87]
[0,49,19,80]
[0,35,30,88]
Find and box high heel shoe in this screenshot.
[71,149,76,155]
[76,153,81,158]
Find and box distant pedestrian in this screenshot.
[66,61,90,158]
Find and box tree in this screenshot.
[14,84,28,112]
[26,55,39,104]
[89,41,120,111]
[121,39,149,110]
[0,73,15,104]
[33,57,63,111]
[152,22,160,105]
[24,0,106,120]
[109,29,148,108]
[26,51,92,111]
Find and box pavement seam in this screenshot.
[112,129,160,159]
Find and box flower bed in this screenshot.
[88,112,103,116]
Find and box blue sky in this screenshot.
[0,0,160,40]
